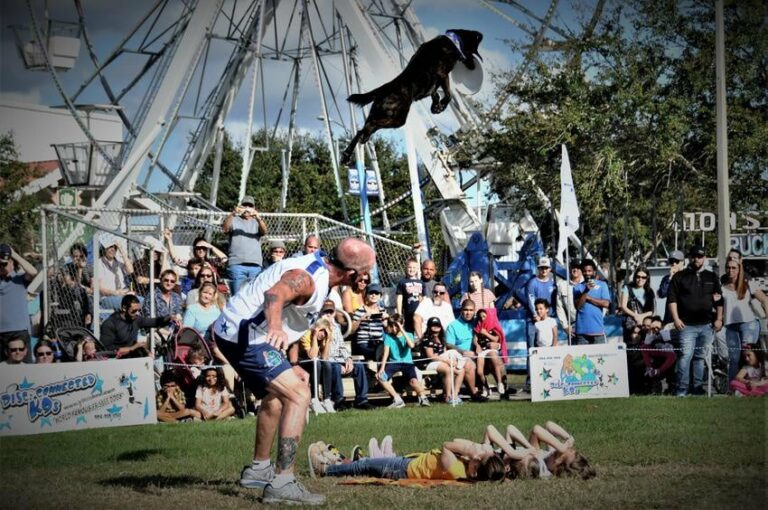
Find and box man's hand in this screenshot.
[266,328,289,350]
[116,347,132,357]
[713,318,723,332]
[673,318,685,331]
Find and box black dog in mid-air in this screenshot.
[340,29,483,165]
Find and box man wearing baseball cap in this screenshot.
[656,250,686,325]
[0,243,38,362]
[223,195,268,294]
[522,256,557,392]
[667,245,723,396]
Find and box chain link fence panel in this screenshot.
[42,206,414,340]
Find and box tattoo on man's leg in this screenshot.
[277,436,299,471]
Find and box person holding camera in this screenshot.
[572,259,611,345]
[222,195,268,294]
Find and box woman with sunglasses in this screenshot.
[420,317,465,404]
[142,269,184,322]
[34,339,57,364]
[164,229,228,278]
[619,267,655,341]
[185,264,219,307]
[342,274,369,314]
[722,259,768,383]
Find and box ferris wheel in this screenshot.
[14,0,604,251]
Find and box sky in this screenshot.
[0,0,590,205]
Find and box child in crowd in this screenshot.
[194,367,235,420]
[377,314,431,408]
[395,258,423,334]
[640,316,676,387]
[156,370,201,423]
[534,298,558,347]
[730,344,768,397]
[473,308,508,396]
[76,338,106,362]
[187,348,207,380]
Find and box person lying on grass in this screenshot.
[482,421,596,480]
[309,438,505,482]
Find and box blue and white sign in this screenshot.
[529,343,629,402]
[0,358,157,436]
[347,168,380,196]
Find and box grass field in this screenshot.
[1,396,765,509]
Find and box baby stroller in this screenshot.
[170,326,214,392]
[55,326,111,362]
[168,327,249,418]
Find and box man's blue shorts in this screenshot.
[384,362,418,381]
[215,333,293,398]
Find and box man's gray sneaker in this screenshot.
[239,464,275,489]
[262,479,326,506]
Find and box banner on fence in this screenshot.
[0,358,157,436]
[529,343,629,402]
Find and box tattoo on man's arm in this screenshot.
[284,271,312,293]
[263,293,279,310]
[277,436,299,470]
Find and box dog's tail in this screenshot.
[347,82,392,106]
[347,90,377,106]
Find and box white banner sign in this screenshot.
[0,358,157,436]
[530,343,629,402]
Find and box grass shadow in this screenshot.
[115,449,166,462]
[100,474,262,502]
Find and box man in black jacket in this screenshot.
[667,245,723,396]
[100,295,171,357]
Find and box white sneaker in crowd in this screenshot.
[388,399,406,409]
[322,399,336,413]
[310,398,326,415]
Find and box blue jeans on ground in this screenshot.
[675,323,714,395]
[325,456,411,479]
[575,333,607,345]
[330,362,369,405]
[725,321,760,382]
[228,264,262,295]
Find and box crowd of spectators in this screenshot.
[2,198,768,419]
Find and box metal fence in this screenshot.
[40,206,414,341]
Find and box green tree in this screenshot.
[483,0,767,264]
[0,133,42,252]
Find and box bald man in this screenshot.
[212,238,375,505]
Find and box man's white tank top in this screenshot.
[213,253,330,345]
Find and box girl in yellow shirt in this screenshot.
[309,439,505,481]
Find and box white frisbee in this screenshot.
[452,56,484,95]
